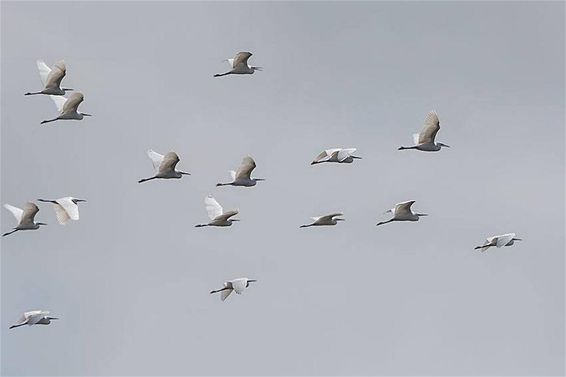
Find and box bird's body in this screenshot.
[37,197,86,225]
[9,310,58,329]
[311,148,361,165]
[475,233,522,252]
[301,213,345,228]
[210,278,256,301]
[214,52,262,77]
[2,202,47,236]
[25,60,72,96]
[195,195,239,227]
[138,150,190,183]
[398,111,450,152]
[376,200,427,226]
[216,156,264,187]
[40,92,91,124]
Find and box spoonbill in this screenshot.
[2,202,47,237]
[37,197,86,225]
[376,200,427,226]
[195,195,239,227]
[474,233,522,252]
[216,156,264,187]
[311,148,361,165]
[214,52,262,77]
[9,311,58,329]
[40,92,92,124]
[398,111,449,151]
[210,278,257,301]
[138,150,190,183]
[300,213,345,228]
[25,60,72,96]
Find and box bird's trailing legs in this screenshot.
[40,117,60,125]
[376,219,394,226]
[138,176,157,184]
[2,229,19,237]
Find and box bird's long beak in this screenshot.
[62,88,74,91]
[440,143,450,148]
[232,219,241,222]
[352,156,362,159]
[416,213,428,217]
[37,222,48,226]
[47,317,59,320]
[248,279,257,283]
[255,178,265,181]
[75,199,87,203]
[336,218,345,221]
[513,238,522,241]
[180,171,191,175]
[82,113,92,117]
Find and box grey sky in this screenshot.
[1,1,564,375]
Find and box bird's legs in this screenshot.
[376,219,394,226]
[2,229,19,237]
[138,176,157,184]
[210,287,229,294]
[9,323,26,329]
[398,146,418,151]
[213,72,232,78]
[40,117,60,125]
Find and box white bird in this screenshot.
[2,202,47,237]
[398,111,450,151]
[214,52,262,77]
[9,310,58,329]
[474,233,522,252]
[216,156,264,187]
[210,278,257,301]
[25,60,72,96]
[376,200,427,226]
[40,92,92,124]
[37,197,86,225]
[300,213,345,228]
[138,150,191,183]
[311,148,362,165]
[195,195,240,227]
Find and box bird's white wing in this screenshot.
[412,133,420,145]
[337,148,356,162]
[36,60,51,86]
[221,289,232,301]
[27,312,48,325]
[49,95,67,112]
[231,279,247,294]
[310,216,321,221]
[3,204,23,223]
[52,203,70,225]
[229,170,236,181]
[146,149,164,172]
[496,233,515,247]
[56,197,79,221]
[235,156,256,181]
[394,200,415,215]
[418,111,440,144]
[233,52,252,68]
[205,195,223,220]
[225,58,235,68]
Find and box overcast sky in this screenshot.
[1,1,564,376]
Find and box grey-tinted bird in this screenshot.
[398,111,450,151]
[300,213,345,228]
[216,156,264,187]
[2,202,47,237]
[40,92,92,124]
[214,52,262,77]
[9,310,58,329]
[195,195,240,227]
[25,60,73,96]
[138,150,190,183]
[376,200,427,226]
[311,148,361,165]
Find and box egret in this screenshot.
[376,200,427,226]
[474,233,522,252]
[398,111,450,151]
[25,60,72,96]
[195,195,239,227]
[214,52,262,77]
[37,197,86,225]
[311,148,361,164]
[138,150,190,183]
[9,311,58,329]
[2,202,47,237]
[300,213,345,228]
[40,92,92,124]
[216,156,264,187]
[210,278,257,301]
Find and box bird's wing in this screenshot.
[52,203,71,225]
[235,156,256,180]
[229,170,236,181]
[3,204,23,223]
[418,111,440,144]
[319,213,343,222]
[495,233,515,247]
[205,195,223,220]
[61,92,84,114]
[158,152,180,174]
[231,279,247,294]
[12,313,28,326]
[233,52,252,68]
[312,150,330,163]
[337,148,356,162]
[45,60,66,89]
[20,202,40,224]
[225,58,235,68]
[55,197,79,221]
[412,133,421,145]
[146,149,164,172]
[221,289,232,301]
[394,200,415,215]
[216,209,238,222]
[36,60,51,86]
[49,95,67,112]
[27,311,48,325]
[310,216,321,221]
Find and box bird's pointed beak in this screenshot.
[440,143,450,148]
[38,222,48,226]
[336,218,345,221]
[48,317,59,320]
[514,238,522,241]
[62,88,74,91]
[417,213,428,217]
[248,279,257,283]
[255,178,265,181]
[82,113,92,117]
[76,199,87,203]
[180,171,191,175]
[232,219,241,222]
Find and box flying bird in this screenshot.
[376,200,427,226]
[9,310,58,329]
[195,195,239,227]
[398,111,450,151]
[2,202,47,237]
[138,150,190,183]
[25,60,72,96]
[214,52,262,77]
[300,213,345,228]
[37,197,86,225]
[210,278,257,301]
[40,92,92,124]
[474,233,522,252]
[311,148,361,165]
[216,156,264,187]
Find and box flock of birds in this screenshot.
[4,52,522,329]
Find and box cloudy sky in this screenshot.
[1,1,564,376]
